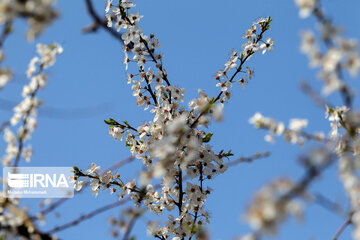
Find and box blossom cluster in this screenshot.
[0,0,57,92]
[243,1,360,239]
[299,2,360,96]
[213,19,274,103]
[0,44,61,240]
[0,0,58,41]
[244,178,303,236]
[249,112,325,145]
[1,43,63,166]
[296,3,360,238]
[72,163,123,196]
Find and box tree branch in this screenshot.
[332,211,353,240]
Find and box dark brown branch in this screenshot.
[189,163,204,240]
[84,0,172,106]
[142,69,158,105]
[84,0,124,44]
[177,166,184,216]
[0,21,12,48]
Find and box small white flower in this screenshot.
[295,0,316,18]
[22,146,32,162]
[260,38,274,54]
[90,178,100,196]
[74,180,84,191]
[212,104,223,122]
[87,163,101,174]
[109,126,124,141]
[105,0,112,13]
[289,118,308,131]
[26,57,39,77]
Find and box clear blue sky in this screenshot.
[1,0,360,239]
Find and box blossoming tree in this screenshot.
[0,0,360,239]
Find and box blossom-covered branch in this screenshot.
[72,1,275,239]
[1,43,63,167]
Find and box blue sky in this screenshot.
[1,0,360,239]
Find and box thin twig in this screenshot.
[84,0,124,44]
[299,81,333,110]
[332,211,353,240]
[122,211,140,240]
[312,192,347,217]
[177,166,183,215]
[0,120,10,134]
[46,197,130,234]
[46,184,152,235]
[226,151,270,167]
